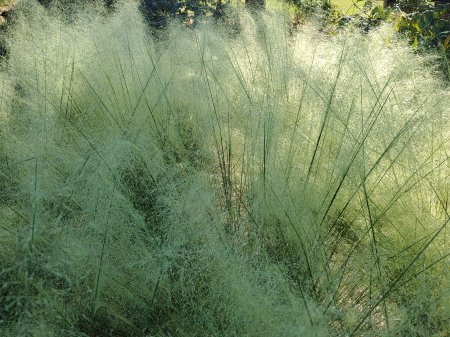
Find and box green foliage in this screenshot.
[0,2,449,337]
[394,3,450,79]
[394,3,450,48]
[139,0,232,29]
[289,0,332,13]
[328,0,395,32]
[396,0,428,13]
[287,0,333,28]
[324,0,449,80]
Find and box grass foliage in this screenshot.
[0,1,449,336]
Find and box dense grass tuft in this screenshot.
[0,1,449,336]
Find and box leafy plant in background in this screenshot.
[288,0,332,14]
[329,0,395,32]
[322,0,449,79]
[394,2,450,79]
[287,0,333,28]
[396,0,427,13]
[394,4,450,49]
[139,0,231,29]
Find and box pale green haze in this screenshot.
[0,1,449,336]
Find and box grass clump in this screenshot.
[0,1,449,336]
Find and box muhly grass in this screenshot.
[0,1,449,336]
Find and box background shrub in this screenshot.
[139,0,232,29]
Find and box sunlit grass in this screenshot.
[0,1,449,336]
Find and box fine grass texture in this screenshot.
[0,1,449,336]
